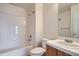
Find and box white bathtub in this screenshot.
[0,46,33,56]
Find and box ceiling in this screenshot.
[10,3,35,11]
[58,3,77,14]
[10,3,78,14]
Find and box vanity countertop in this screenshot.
[46,39,79,56]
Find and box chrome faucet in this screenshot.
[65,39,73,43]
[65,37,73,43]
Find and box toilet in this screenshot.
[30,38,48,56]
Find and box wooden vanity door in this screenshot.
[57,50,70,56]
[46,45,57,56]
[57,50,64,56]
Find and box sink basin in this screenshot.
[56,40,79,48]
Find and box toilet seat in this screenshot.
[30,47,46,56]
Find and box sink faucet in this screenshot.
[65,39,73,43]
[65,37,73,43]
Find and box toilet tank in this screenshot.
[41,38,48,49]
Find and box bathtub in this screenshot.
[0,46,33,56]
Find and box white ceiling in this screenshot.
[58,3,77,14]
[10,3,78,14]
[10,3,35,11]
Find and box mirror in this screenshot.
[58,3,79,39]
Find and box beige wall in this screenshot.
[27,3,43,47]
[26,5,36,46]
[35,3,43,46]
[43,3,58,39]
[27,13,36,46]
[26,3,59,47]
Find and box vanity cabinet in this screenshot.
[46,45,70,56]
[57,50,70,56]
[46,45,57,56]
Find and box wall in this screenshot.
[27,11,36,46]
[35,3,43,46]
[0,4,27,50]
[59,9,71,37]
[43,3,58,39]
[26,4,43,47]
[26,4,36,47]
[27,3,58,47]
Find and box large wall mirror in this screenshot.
[58,3,79,39]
